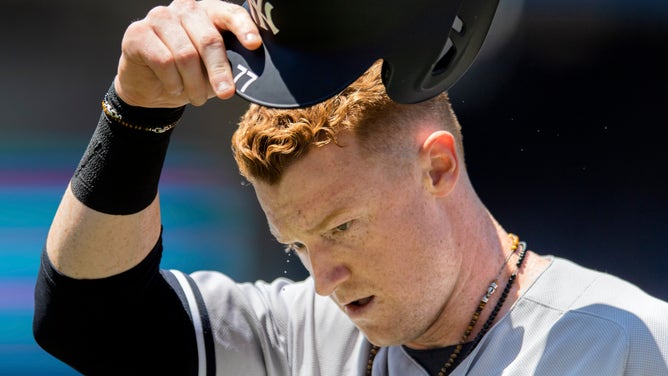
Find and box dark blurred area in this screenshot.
[452,0,668,299]
[0,0,666,374]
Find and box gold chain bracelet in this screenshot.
[101,99,178,134]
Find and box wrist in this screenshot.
[104,83,186,133]
[69,83,186,215]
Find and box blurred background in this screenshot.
[1,0,666,374]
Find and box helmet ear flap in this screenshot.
[432,38,458,77]
[420,15,465,92]
[382,0,499,104]
[430,13,466,78]
[430,0,500,91]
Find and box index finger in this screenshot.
[206,1,262,50]
[187,1,261,98]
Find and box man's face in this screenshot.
[253,130,463,347]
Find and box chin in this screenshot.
[359,329,406,348]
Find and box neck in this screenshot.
[406,187,520,349]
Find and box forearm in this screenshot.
[46,187,161,278]
[46,84,184,279]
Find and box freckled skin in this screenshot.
[254,130,469,347]
[253,127,550,349]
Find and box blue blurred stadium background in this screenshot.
[1,0,666,374]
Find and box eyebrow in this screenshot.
[307,207,348,235]
[268,206,349,244]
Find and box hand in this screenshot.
[115,0,262,108]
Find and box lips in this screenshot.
[351,296,373,306]
[343,296,375,317]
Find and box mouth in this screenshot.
[344,296,375,317]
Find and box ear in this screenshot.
[419,130,459,196]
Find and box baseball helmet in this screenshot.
[224,0,499,108]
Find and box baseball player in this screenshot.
[34,1,668,375]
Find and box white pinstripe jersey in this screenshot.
[167,257,668,375]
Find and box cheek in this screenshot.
[372,202,445,272]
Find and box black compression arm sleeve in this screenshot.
[33,235,199,375]
[70,84,185,215]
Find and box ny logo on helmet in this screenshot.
[247,0,279,35]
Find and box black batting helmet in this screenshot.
[225,0,499,108]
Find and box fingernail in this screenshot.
[217,80,232,94]
[245,33,258,43]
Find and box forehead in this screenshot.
[252,133,382,240]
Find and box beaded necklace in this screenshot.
[365,234,528,376]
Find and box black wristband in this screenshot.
[70,84,186,215]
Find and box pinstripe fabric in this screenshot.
[178,258,668,375]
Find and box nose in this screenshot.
[307,245,351,296]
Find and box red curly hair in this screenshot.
[231,61,462,185]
